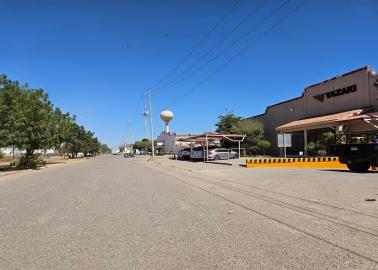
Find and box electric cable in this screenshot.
[162,0,307,110]
[159,0,268,90]
[150,0,241,90]
[162,0,291,91]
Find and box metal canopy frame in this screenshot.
[177,132,246,162]
[364,118,378,129]
[276,112,378,157]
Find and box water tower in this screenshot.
[160,110,174,133]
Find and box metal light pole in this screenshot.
[146,90,155,159]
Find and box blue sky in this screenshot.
[1,0,378,148]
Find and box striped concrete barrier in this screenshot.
[245,157,346,169]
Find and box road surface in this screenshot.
[0,155,377,269]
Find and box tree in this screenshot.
[133,139,153,152]
[215,113,242,133]
[100,144,111,154]
[0,75,23,151]
[1,74,108,166]
[0,78,55,156]
[51,108,76,151]
[231,119,264,145]
[17,88,56,155]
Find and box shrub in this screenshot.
[257,140,271,155]
[248,146,260,156]
[0,149,4,159]
[16,154,46,169]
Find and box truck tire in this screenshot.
[347,162,371,173]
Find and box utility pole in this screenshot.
[146,90,155,159]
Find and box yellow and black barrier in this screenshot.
[245,157,346,169]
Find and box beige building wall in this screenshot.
[247,66,378,154]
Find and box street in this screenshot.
[0,155,378,269]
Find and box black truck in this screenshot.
[330,132,378,172]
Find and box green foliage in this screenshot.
[215,113,242,133]
[16,154,46,169]
[133,139,153,152]
[0,74,108,167]
[215,113,269,156]
[0,76,55,154]
[306,142,326,156]
[0,75,23,148]
[0,149,4,159]
[257,139,271,154]
[248,146,260,156]
[320,131,334,145]
[231,119,264,145]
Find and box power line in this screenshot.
[131,93,144,122]
[150,0,241,90]
[159,0,268,90]
[127,1,241,140]
[162,0,307,110]
[162,0,291,91]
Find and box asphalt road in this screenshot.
[0,155,377,269]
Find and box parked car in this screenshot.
[208,148,238,160]
[178,148,191,160]
[190,146,205,160]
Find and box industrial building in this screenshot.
[247,66,378,156]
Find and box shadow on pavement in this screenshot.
[321,169,378,174]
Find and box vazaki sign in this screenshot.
[313,84,357,103]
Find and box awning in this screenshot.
[177,132,246,142]
[188,132,245,141]
[336,112,378,129]
[335,112,378,122]
[276,108,364,132]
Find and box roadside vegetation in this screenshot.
[215,113,271,156]
[131,139,165,155]
[0,74,110,169]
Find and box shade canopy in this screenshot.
[276,109,365,132]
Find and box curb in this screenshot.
[204,161,233,166]
[245,157,346,169]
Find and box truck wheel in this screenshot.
[347,162,371,173]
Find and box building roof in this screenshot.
[276,109,364,132]
[175,134,198,138]
[335,112,378,122]
[246,66,373,121]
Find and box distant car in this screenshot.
[208,148,238,160]
[178,148,191,160]
[124,152,134,158]
[112,150,121,155]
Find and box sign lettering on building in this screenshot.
[313,84,357,103]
